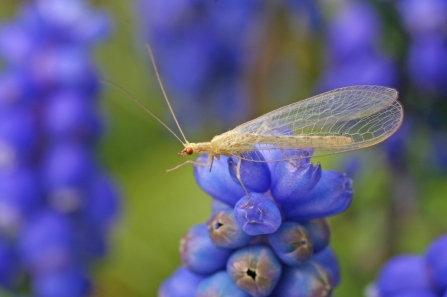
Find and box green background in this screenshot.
[1,1,447,296]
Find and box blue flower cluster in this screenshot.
[138,0,322,133]
[397,0,447,95]
[159,151,353,297]
[318,1,398,92]
[137,0,267,132]
[0,0,119,296]
[359,0,447,173]
[369,234,447,297]
[318,1,407,173]
[395,0,447,172]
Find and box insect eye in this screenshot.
[186,147,193,155]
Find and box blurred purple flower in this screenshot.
[371,234,447,296]
[407,36,447,94]
[0,0,118,295]
[33,267,92,297]
[319,1,398,92]
[162,142,351,295]
[159,266,205,297]
[319,50,398,92]
[397,0,447,38]
[0,239,17,288]
[382,118,412,170]
[196,271,250,297]
[327,2,381,64]
[138,0,265,132]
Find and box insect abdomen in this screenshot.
[250,134,353,148]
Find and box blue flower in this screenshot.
[227,245,282,297]
[326,2,381,64]
[207,209,253,249]
[0,109,37,169]
[194,155,246,206]
[299,219,330,254]
[319,50,398,92]
[0,22,35,66]
[228,154,271,193]
[270,160,321,203]
[0,167,41,233]
[372,234,447,296]
[150,1,372,295]
[234,193,282,236]
[43,90,102,142]
[163,145,349,295]
[159,266,205,297]
[19,210,76,275]
[33,267,92,297]
[0,1,118,295]
[282,170,353,221]
[196,271,251,297]
[381,118,412,170]
[270,262,332,296]
[407,36,447,94]
[375,255,436,295]
[397,0,447,38]
[268,221,313,265]
[312,247,340,287]
[319,1,398,92]
[138,0,266,131]
[425,234,447,290]
[180,224,233,275]
[0,70,35,110]
[0,239,17,288]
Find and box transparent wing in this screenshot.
[229,85,403,162]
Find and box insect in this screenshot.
[103,45,404,201]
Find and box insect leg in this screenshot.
[166,155,213,172]
[236,157,251,207]
[209,157,214,172]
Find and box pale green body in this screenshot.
[187,132,353,161]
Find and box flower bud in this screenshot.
[207,209,253,249]
[425,234,447,289]
[300,218,330,253]
[271,161,321,203]
[376,255,435,296]
[312,247,340,287]
[194,155,246,206]
[227,245,282,297]
[234,193,281,236]
[196,271,250,297]
[180,224,232,275]
[158,266,204,297]
[283,171,353,220]
[271,262,332,297]
[228,153,271,193]
[268,221,313,266]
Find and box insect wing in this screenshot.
[231,85,403,162]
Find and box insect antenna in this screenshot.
[100,79,186,146]
[146,44,189,144]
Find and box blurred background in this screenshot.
[0,0,447,296]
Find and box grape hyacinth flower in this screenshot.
[368,234,447,297]
[318,1,398,91]
[137,0,267,132]
[396,0,447,96]
[0,0,119,296]
[160,150,352,296]
[394,0,447,170]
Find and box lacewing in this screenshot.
[103,46,404,200]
